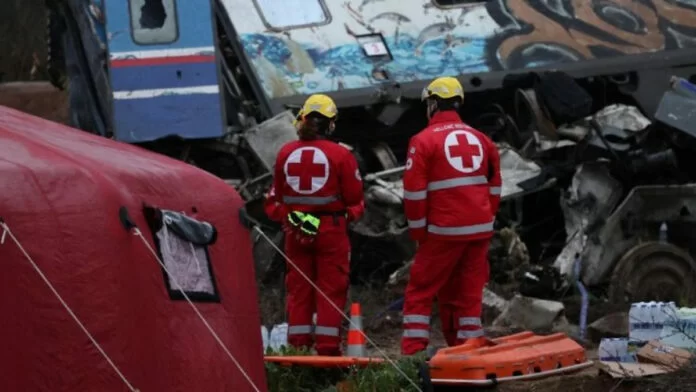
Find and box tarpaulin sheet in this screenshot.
[0,105,266,391]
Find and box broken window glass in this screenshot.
[432,0,488,7]
[254,0,329,30]
[129,0,178,45]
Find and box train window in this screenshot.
[432,0,488,7]
[129,0,179,45]
[254,0,331,30]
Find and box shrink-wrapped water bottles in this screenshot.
[629,301,678,342]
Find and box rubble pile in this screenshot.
[243,73,696,334]
[390,75,696,303]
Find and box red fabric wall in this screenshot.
[0,106,266,392]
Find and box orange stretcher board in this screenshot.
[427,331,593,386]
[264,355,385,368]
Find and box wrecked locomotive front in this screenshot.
[46,0,696,301]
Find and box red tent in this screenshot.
[0,106,267,391]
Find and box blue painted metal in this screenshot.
[110,62,219,91]
[574,253,589,341]
[113,93,224,143]
[103,0,226,143]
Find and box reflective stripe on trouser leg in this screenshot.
[403,329,430,338]
[285,237,315,349]
[403,314,430,343]
[457,316,483,340]
[314,228,350,356]
[288,325,313,335]
[315,326,339,337]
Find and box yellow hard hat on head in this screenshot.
[300,94,338,119]
[421,77,464,101]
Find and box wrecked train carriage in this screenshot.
[44,0,696,293]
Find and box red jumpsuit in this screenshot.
[264,139,364,356]
[401,110,502,355]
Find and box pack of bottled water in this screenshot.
[629,301,678,342]
[268,323,289,351]
[261,325,269,352]
[659,307,696,350]
[598,338,640,363]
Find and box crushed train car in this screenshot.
[42,0,696,302]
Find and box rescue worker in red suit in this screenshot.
[264,94,365,356]
[401,77,502,355]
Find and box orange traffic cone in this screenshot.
[346,303,367,357]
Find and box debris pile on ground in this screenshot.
[597,301,696,380]
[245,74,696,319]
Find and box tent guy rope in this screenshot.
[132,228,262,392]
[0,220,140,392]
[253,226,424,392]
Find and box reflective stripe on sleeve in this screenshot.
[288,325,312,335]
[428,220,494,236]
[407,218,426,229]
[282,195,338,205]
[403,189,427,200]
[315,326,339,337]
[489,186,501,195]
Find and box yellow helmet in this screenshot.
[299,94,338,119]
[421,77,464,101]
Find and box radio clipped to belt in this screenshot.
[284,211,321,246]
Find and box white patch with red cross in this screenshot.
[283,147,330,194]
[444,130,484,173]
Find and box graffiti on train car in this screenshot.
[491,0,696,69]
[234,0,696,98]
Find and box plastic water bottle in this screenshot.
[261,326,269,352]
[630,302,678,342]
[629,303,646,341]
[599,338,638,362]
[269,323,289,351]
[659,222,668,243]
[660,307,696,350]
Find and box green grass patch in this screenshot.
[265,346,425,392]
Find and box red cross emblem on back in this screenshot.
[284,147,329,194]
[444,130,484,173]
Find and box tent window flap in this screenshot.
[144,206,221,302]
